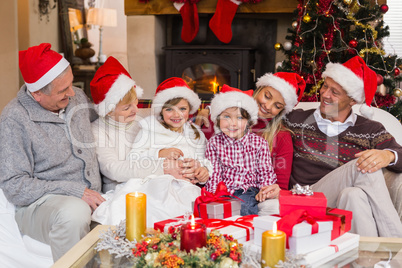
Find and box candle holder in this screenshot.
[126,192,146,241]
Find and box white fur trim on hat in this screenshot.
[359,104,374,119]
[152,86,201,117]
[25,57,70,92]
[95,74,143,117]
[322,62,365,103]
[210,91,259,133]
[256,73,298,114]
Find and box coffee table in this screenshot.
[52,225,402,267]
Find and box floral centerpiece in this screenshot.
[95,221,243,268]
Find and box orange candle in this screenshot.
[126,192,146,241]
[261,222,286,268]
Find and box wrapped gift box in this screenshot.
[193,199,241,219]
[279,190,327,218]
[254,215,333,255]
[326,208,352,240]
[204,215,255,243]
[154,215,203,233]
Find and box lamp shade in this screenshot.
[87,8,117,27]
[68,8,83,31]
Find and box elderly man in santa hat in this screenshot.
[285,56,402,237]
[0,43,105,261]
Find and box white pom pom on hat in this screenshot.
[322,56,377,119]
[90,56,144,117]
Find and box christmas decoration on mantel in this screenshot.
[139,0,263,43]
[277,0,402,121]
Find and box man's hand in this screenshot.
[194,167,209,184]
[355,149,395,173]
[255,184,280,202]
[194,108,210,127]
[159,148,184,160]
[82,188,105,212]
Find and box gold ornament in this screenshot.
[394,89,402,97]
[303,14,311,23]
[349,0,361,14]
[343,0,352,5]
[274,43,282,51]
[292,21,298,29]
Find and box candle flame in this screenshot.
[134,191,138,197]
[191,214,195,226]
[273,222,277,234]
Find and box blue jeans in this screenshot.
[233,187,259,216]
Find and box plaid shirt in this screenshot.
[205,131,277,194]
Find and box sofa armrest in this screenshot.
[383,170,402,222]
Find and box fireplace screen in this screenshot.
[182,63,231,99]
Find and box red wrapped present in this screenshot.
[154,215,203,233]
[193,182,242,219]
[326,208,352,240]
[279,188,327,218]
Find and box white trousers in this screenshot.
[15,194,92,261]
[311,159,402,237]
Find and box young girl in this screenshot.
[92,77,211,226]
[205,85,278,216]
[128,77,212,184]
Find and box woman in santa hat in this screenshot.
[92,77,212,226]
[196,72,306,196]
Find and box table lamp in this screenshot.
[69,8,83,45]
[86,8,117,64]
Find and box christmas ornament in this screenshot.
[274,43,282,51]
[376,74,384,86]
[394,88,402,97]
[377,84,386,96]
[173,1,200,43]
[303,14,311,23]
[380,4,389,14]
[283,41,292,51]
[395,68,401,77]
[343,0,352,5]
[292,21,298,29]
[275,61,283,70]
[349,40,358,48]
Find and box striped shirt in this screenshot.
[205,131,277,194]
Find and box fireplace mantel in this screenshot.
[125,0,299,15]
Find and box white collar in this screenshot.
[313,107,357,137]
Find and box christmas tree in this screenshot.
[277,0,402,121]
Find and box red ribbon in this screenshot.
[330,244,339,253]
[203,215,258,241]
[193,182,242,218]
[276,209,320,248]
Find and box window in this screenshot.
[383,0,402,57]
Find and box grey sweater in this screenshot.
[0,86,101,207]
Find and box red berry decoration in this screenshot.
[395,68,401,76]
[152,244,158,250]
[376,74,384,85]
[380,4,389,13]
[171,233,177,240]
[349,40,358,48]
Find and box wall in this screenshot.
[0,0,19,112]
[126,14,294,98]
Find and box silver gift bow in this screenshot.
[290,183,314,196]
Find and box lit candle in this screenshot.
[261,222,286,268]
[126,192,146,241]
[180,215,207,252]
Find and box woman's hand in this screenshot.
[194,167,209,184]
[255,184,280,202]
[159,148,184,160]
[194,108,210,127]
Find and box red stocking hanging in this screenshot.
[173,1,199,43]
[209,0,242,43]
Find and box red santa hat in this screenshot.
[90,56,143,117]
[322,56,377,119]
[152,77,201,117]
[210,84,259,133]
[256,72,306,114]
[19,43,70,92]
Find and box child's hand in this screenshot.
[194,167,209,184]
[255,184,280,202]
[159,148,184,160]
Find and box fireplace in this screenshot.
[163,14,277,100]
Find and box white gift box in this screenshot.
[206,215,254,243]
[253,215,333,255]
